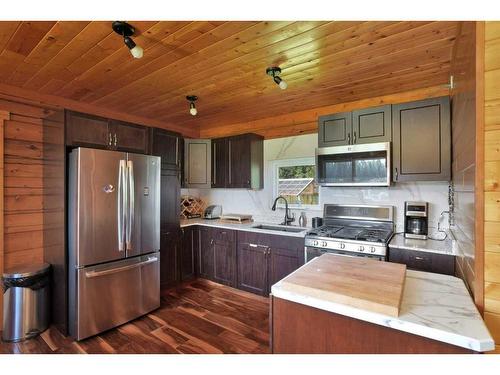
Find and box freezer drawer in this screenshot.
[69,252,160,341]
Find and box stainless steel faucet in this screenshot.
[271,196,295,226]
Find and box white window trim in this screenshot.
[271,157,321,210]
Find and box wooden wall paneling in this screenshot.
[0,83,198,137]
[449,21,480,302]
[484,20,500,353]
[0,110,9,328]
[199,85,450,139]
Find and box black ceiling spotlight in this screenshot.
[112,21,144,59]
[186,95,198,116]
[266,66,287,90]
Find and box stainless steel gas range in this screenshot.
[305,204,395,262]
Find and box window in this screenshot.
[272,158,320,209]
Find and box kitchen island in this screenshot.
[270,254,495,354]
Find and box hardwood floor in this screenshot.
[0,279,270,354]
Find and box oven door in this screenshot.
[316,142,391,186]
[305,246,386,263]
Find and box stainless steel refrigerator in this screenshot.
[68,147,160,340]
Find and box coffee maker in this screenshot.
[404,201,428,239]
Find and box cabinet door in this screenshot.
[213,240,236,287]
[236,242,268,296]
[184,139,211,188]
[352,105,391,144]
[269,250,300,287]
[392,96,451,182]
[160,230,180,288]
[109,120,149,153]
[318,112,352,147]
[151,128,182,170]
[198,227,214,279]
[160,169,181,230]
[211,138,228,188]
[180,227,196,281]
[65,111,110,148]
[227,135,251,188]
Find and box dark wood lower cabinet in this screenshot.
[180,227,197,281]
[160,230,180,288]
[237,241,268,295]
[388,247,455,275]
[178,225,305,296]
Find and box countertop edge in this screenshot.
[180,219,308,238]
[270,286,494,352]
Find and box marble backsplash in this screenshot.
[181,133,451,234]
[182,181,451,234]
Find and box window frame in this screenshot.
[271,157,321,210]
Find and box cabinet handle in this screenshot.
[414,256,425,261]
[114,133,117,147]
[228,140,232,185]
[347,133,351,144]
[213,143,216,185]
[395,167,399,181]
[210,238,214,245]
[353,131,357,144]
[249,243,258,248]
[175,137,179,166]
[108,133,112,146]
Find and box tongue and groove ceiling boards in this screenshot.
[0,21,458,136]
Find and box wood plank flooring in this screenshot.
[0,279,270,354]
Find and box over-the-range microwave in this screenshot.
[315,141,391,187]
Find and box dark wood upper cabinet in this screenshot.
[392,96,451,182]
[151,128,182,170]
[65,110,150,153]
[352,105,391,144]
[65,111,110,148]
[209,133,263,189]
[108,120,149,154]
[211,137,228,188]
[318,112,352,147]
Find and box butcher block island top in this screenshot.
[272,254,495,352]
[280,254,406,317]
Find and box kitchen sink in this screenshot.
[251,224,307,233]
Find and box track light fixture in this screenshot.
[112,21,144,59]
[266,67,287,90]
[186,95,198,116]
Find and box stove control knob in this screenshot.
[313,240,319,247]
[339,242,345,249]
[322,241,328,247]
[359,246,364,252]
[370,247,376,253]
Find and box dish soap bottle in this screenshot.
[298,212,307,227]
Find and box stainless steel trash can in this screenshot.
[2,263,50,342]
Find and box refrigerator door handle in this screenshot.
[84,255,159,278]
[126,160,135,250]
[117,160,126,252]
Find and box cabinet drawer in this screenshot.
[213,228,235,244]
[388,247,455,276]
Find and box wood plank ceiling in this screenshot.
[0,21,459,136]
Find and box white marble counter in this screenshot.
[180,218,309,238]
[271,256,494,352]
[389,233,456,256]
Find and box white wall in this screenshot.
[182,134,450,233]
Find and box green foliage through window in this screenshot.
[278,165,315,179]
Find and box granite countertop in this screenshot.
[180,218,309,238]
[389,233,456,255]
[271,255,495,352]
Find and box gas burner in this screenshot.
[355,229,393,243]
